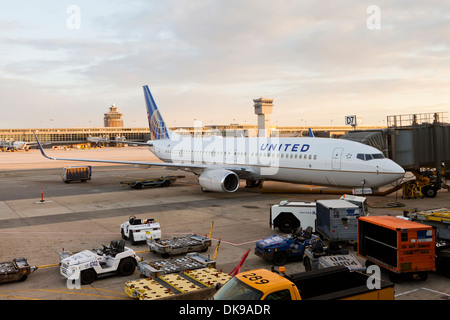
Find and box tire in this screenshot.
[277,215,299,234]
[130,232,136,245]
[132,182,143,189]
[162,180,172,187]
[422,186,437,198]
[80,269,96,285]
[117,257,136,276]
[121,228,128,240]
[273,252,287,266]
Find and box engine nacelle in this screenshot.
[198,169,240,192]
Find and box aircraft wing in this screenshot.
[33,131,255,176]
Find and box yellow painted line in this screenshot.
[0,293,41,300]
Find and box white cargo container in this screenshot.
[270,200,317,233]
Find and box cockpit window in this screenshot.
[357,153,384,161]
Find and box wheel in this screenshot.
[130,232,136,245]
[132,182,143,189]
[277,215,299,234]
[162,180,172,187]
[273,252,287,266]
[414,272,428,281]
[117,257,136,276]
[80,269,96,285]
[121,228,128,240]
[422,186,437,198]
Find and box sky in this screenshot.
[0,0,449,129]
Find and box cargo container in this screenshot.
[358,215,435,282]
[61,166,92,183]
[316,199,362,243]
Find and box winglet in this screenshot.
[308,128,315,137]
[33,131,54,160]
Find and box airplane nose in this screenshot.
[383,160,405,181]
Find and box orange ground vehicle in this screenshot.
[358,216,435,282]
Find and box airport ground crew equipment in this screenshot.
[255,226,321,266]
[120,175,183,189]
[270,195,367,234]
[147,234,212,258]
[316,199,364,245]
[59,240,140,285]
[137,253,217,278]
[120,216,161,245]
[404,208,450,277]
[61,166,91,183]
[270,200,316,233]
[358,215,435,282]
[125,267,232,300]
[213,265,395,300]
[303,242,365,272]
[0,258,37,283]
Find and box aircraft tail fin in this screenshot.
[308,128,315,137]
[143,85,172,140]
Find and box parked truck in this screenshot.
[213,265,395,300]
[61,166,92,183]
[358,215,435,282]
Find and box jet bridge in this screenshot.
[342,112,450,197]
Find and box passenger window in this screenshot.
[264,289,292,300]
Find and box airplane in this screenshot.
[0,140,31,151]
[34,85,405,193]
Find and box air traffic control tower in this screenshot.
[253,97,273,137]
[104,104,124,127]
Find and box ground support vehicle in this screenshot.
[270,200,316,233]
[358,216,435,282]
[405,208,450,277]
[0,258,37,283]
[120,216,161,244]
[120,175,182,189]
[147,234,211,258]
[303,242,365,272]
[255,227,322,266]
[59,240,140,285]
[125,267,231,300]
[137,253,217,278]
[213,265,395,300]
[316,199,363,245]
[270,195,367,234]
[61,166,91,183]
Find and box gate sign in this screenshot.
[345,115,357,126]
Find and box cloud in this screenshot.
[0,0,449,128]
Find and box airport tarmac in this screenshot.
[0,147,449,300]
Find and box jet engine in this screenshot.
[198,169,240,192]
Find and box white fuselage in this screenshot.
[148,135,405,188]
